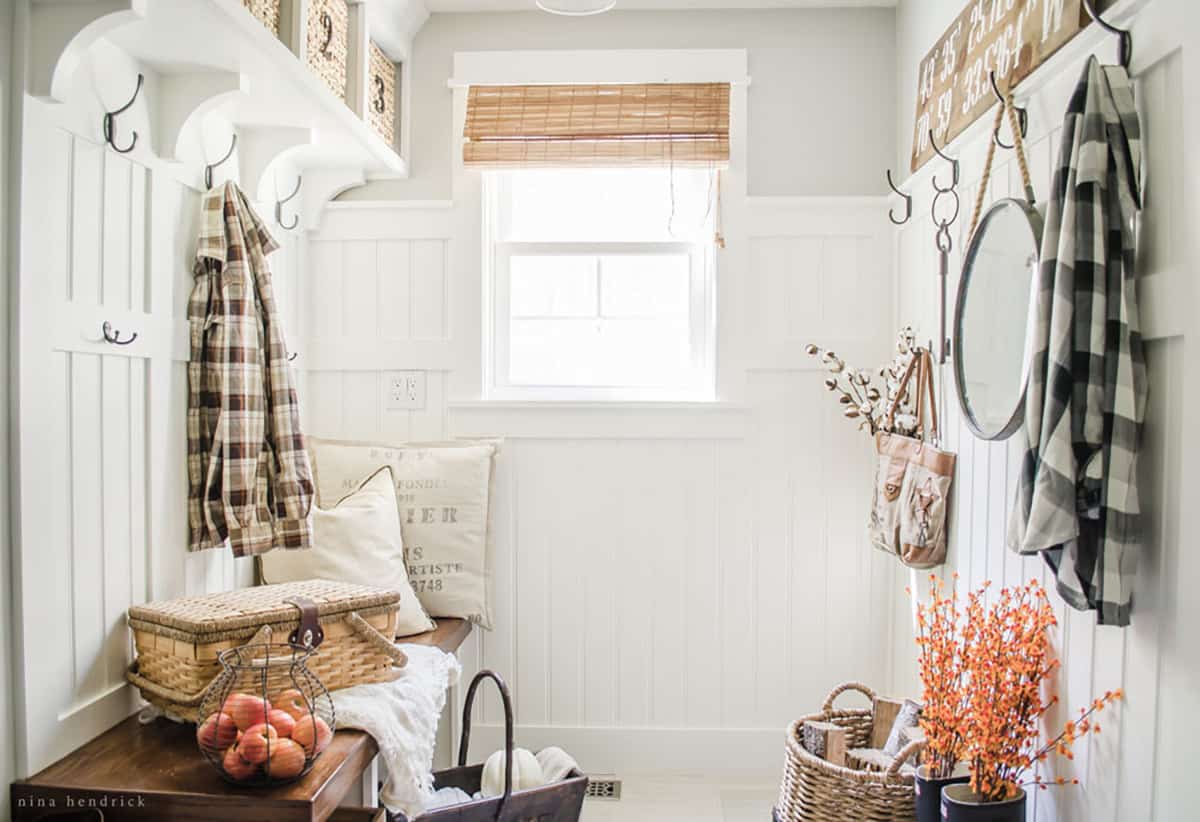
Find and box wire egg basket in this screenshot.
[196,641,336,786]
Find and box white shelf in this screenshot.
[103,0,406,179]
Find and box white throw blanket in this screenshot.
[331,644,462,816]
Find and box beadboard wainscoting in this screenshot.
[10,92,305,775]
[303,196,895,773]
[889,2,1198,820]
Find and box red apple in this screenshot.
[272,689,310,722]
[223,692,271,731]
[267,708,296,739]
[265,738,307,780]
[222,745,258,781]
[238,722,279,765]
[196,711,238,752]
[292,715,332,756]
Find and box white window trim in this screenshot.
[452,48,748,405]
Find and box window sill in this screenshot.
[447,400,749,440]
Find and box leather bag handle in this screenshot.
[885,349,940,441]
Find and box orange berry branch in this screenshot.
[913,577,1124,802]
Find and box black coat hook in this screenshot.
[102,320,138,346]
[886,169,913,226]
[989,71,1029,150]
[204,134,238,190]
[102,73,143,154]
[287,351,298,362]
[928,130,960,193]
[275,176,302,231]
[1083,0,1132,69]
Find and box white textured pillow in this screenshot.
[260,465,435,637]
[309,438,498,629]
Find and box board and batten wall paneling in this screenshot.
[11,85,305,773]
[888,4,1199,817]
[304,197,895,772]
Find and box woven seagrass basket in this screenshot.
[127,579,406,722]
[775,682,924,822]
[368,41,397,147]
[306,0,349,101]
[241,0,281,36]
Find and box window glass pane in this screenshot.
[509,317,693,388]
[509,255,598,317]
[503,168,714,242]
[600,254,690,318]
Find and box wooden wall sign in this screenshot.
[910,0,1112,172]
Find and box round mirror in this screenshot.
[953,198,1043,440]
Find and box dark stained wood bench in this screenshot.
[10,619,472,822]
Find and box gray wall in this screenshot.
[343,7,896,200]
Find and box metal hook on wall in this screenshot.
[886,169,913,226]
[989,71,1029,150]
[102,73,144,154]
[928,130,960,193]
[102,320,138,346]
[287,352,299,362]
[1082,0,1132,69]
[275,176,302,231]
[204,133,238,190]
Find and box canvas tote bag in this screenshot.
[868,350,956,568]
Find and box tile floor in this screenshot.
[579,773,778,821]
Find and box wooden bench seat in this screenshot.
[10,619,471,822]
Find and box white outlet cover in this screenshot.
[386,371,426,410]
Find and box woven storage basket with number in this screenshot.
[241,0,281,36]
[306,0,349,101]
[368,41,397,147]
[126,579,406,722]
[775,682,923,822]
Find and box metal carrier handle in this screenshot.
[458,669,516,821]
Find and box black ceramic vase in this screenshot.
[914,765,969,822]
[940,783,1027,822]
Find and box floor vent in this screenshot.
[584,776,622,800]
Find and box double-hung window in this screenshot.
[467,82,729,402]
[485,167,716,401]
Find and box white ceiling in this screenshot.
[424,0,895,12]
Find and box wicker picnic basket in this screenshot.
[127,579,407,722]
[368,41,397,147]
[775,682,924,822]
[306,0,349,101]
[241,0,281,36]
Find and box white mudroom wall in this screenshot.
[5,21,307,779]
[888,2,1199,821]
[304,7,901,774]
[305,194,897,774]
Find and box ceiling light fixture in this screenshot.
[536,0,616,15]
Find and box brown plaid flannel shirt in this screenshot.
[188,182,314,557]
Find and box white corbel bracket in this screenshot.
[29,0,148,102]
[238,126,316,205]
[156,71,249,162]
[301,168,367,232]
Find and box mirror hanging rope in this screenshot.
[953,81,1043,442]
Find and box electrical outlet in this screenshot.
[386,371,426,410]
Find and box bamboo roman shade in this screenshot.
[462,82,730,168]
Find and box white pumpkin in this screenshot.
[481,748,545,797]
